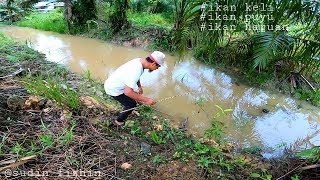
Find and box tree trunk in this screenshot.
[110,0,129,34]
[64,0,72,33]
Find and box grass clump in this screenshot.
[0,32,42,62]
[0,33,15,46]
[16,9,66,33]
[22,69,80,111]
[60,120,77,145]
[127,12,172,28]
[297,146,320,163]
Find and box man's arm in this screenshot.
[124,86,155,105]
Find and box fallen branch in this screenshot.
[300,74,316,92]
[276,163,304,180]
[0,67,24,80]
[0,155,37,172]
[300,164,320,171]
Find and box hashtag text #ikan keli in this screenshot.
[205,3,274,12]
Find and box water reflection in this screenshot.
[171,59,234,101]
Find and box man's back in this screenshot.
[104,58,144,96]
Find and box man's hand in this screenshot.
[138,87,143,95]
[145,98,156,105]
[124,86,155,105]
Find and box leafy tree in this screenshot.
[171,0,203,53]
[131,0,175,13]
[2,0,21,21]
[18,0,38,10]
[63,0,97,33]
[109,0,129,34]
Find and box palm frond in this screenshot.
[252,32,293,69]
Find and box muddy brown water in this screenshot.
[1,25,319,157]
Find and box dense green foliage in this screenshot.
[127,12,171,28]
[131,0,174,13]
[16,8,66,33]
[108,0,129,33]
[297,146,320,164]
[70,0,97,33]
[170,0,320,105]
[178,0,320,71]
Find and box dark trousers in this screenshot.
[112,94,137,122]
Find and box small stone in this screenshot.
[140,142,151,156]
[96,90,103,96]
[7,96,25,111]
[244,155,252,163]
[61,84,68,90]
[46,100,53,107]
[152,116,158,120]
[171,123,179,130]
[225,153,233,159]
[43,108,51,113]
[155,124,163,131]
[60,109,71,121]
[132,110,140,116]
[79,96,103,109]
[120,162,132,170]
[24,96,41,110]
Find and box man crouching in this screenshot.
[104,51,165,126]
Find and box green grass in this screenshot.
[297,146,320,163]
[0,33,15,46]
[127,12,172,28]
[22,70,80,111]
[0,33,42,62]
[16,9,66,33]
[60,121,76,145]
